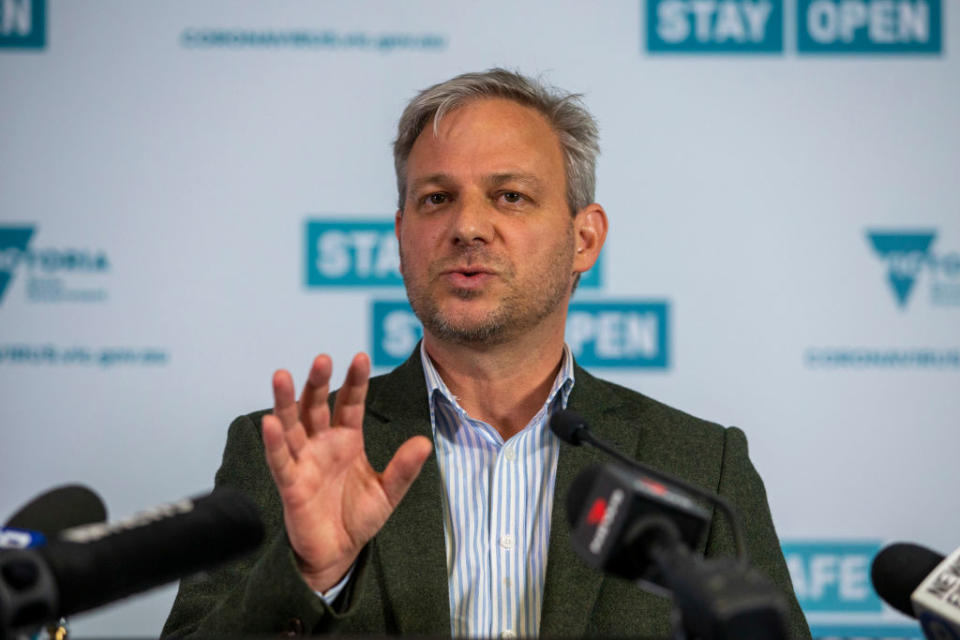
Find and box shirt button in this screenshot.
[504,577,512,588]
[500,534,514,549]
[504,448,516,462]
[502,631,516,639]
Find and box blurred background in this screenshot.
[1,1,956,637]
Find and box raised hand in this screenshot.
[261,353,432,592]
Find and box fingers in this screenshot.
[300,355,332,436]
[272,369,307,457]
[272,369,298,428]
[381,435,433,508]
[262,414,296,488]
[331,353,370,430]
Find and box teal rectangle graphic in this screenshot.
[306,218,601,289]
[371,300,423,367]
[0,0,45,49]
[646,0,783,53]
[797,0,941,53]
[781,541,884,612]
[305,219,403,287]
[371,299,668,369]
[567,301,669,368]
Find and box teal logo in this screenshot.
[304,218,601,289]
[866,228,960,309]
[305,220,403,287]
[0,225,110,305]
[783,541,884,613]
[783,540,923,637]
[0,0,45,49]
[646,0,783,53]
[370,299,668,368]
[0,226,34,302]
[371,300,424,367]
[867,230,936,307]
[798,0,941,53]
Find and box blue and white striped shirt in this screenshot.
[421,342,575,638]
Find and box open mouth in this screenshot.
[445,267,493,288]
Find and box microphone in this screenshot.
[566,463,710,585]
[553,411,789,639]
[872,542,960,639]
[550,410,745,559]
[1,485,108,550]
[0,488,264,639]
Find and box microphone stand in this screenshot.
[625,516,790,640]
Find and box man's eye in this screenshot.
[427,193,448,205]
[502,192,523,204]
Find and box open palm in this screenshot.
[261,353,432,592]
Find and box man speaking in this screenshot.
[162,69,811,638]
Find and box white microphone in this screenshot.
[872,542,960,640]
[911,546,960,640]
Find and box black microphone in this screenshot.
[566,463,710,585]
[550,410,745,559]
[872,542,960,639]
[1,485,108,550]
[553,411,789,639]
[0,488,264,638]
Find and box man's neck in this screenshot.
[423,328,567,441]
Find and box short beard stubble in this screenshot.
[399,225,576,347]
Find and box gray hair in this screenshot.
[393,68,600,214]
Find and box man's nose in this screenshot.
[450,195,494,246]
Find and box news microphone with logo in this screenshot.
[550,409,746,558]
[552,411,789,639]
[567,463,710,586]
[872,542,960,640]
[1,485,108,640]
[1,485,108,551]
[0,488,264,640]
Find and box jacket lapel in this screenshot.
[540,365,642,637]
[364,352,451,634]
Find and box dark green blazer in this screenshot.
[163,352,811,638]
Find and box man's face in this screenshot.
[396,98,577,346]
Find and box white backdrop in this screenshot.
[1,1,957,637]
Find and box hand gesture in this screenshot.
[261,353,433,592]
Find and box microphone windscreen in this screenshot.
[5,485,108,534]
[871,542,944,617]
[550,410,587,446]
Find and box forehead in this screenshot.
[406,98,566,185]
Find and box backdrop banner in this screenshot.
[1,1,956,637]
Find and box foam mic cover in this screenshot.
[549,410,589,446]
[871,542,944,617]
[4,485,107,535]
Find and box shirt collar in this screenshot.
[420,341,576,420]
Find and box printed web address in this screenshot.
[180,29,447,51]
[0,344,169,368]
[805,348,960,368]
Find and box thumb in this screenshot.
[381,435,433,508]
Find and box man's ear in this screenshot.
[572,203,609,275]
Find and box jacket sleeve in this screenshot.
[704,426,812,640]
[160,414,373,637]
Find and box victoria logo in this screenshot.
[866,229,960,309]
[0,226,34,303]
[866,230,936,308]
[0,225,111,306]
